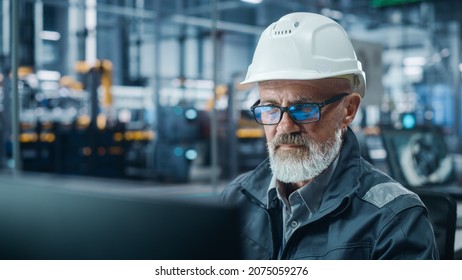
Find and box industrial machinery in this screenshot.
[1,61,205,183]
[217,82,267,179]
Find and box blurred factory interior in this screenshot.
[1,0,462,259]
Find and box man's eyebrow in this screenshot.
[259,98,279,105]
[295,96,314,103]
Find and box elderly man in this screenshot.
[221,12,438,259]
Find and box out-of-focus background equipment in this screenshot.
[380,126,462,198]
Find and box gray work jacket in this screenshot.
[221,128,439,259]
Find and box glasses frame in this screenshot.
[250,93,349,125]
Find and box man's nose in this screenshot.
[277,111,301,134]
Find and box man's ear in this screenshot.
[341,93,362,129]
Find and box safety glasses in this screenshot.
[250,93,349,125]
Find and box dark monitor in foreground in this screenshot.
[0,176,241,260]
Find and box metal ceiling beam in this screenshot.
[26,0,264,35]
[168,13,264,35]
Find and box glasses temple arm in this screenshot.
[321,93,349,107]
[250,99,261,109]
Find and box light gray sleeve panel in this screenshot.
[362,182,417,208]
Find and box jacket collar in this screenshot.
[317,128,363,214]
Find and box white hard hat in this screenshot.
[242,12,366,97]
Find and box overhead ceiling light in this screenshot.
[403,56,426,66]
[40,31,61,41]
[241,0,263,4]
[403,66,423,76]
[36,70,61,81]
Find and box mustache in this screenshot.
[270,133,309,147]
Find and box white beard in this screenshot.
[268,129,343,184]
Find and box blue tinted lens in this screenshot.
[254,106,280,124]
[289,104,319,122]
